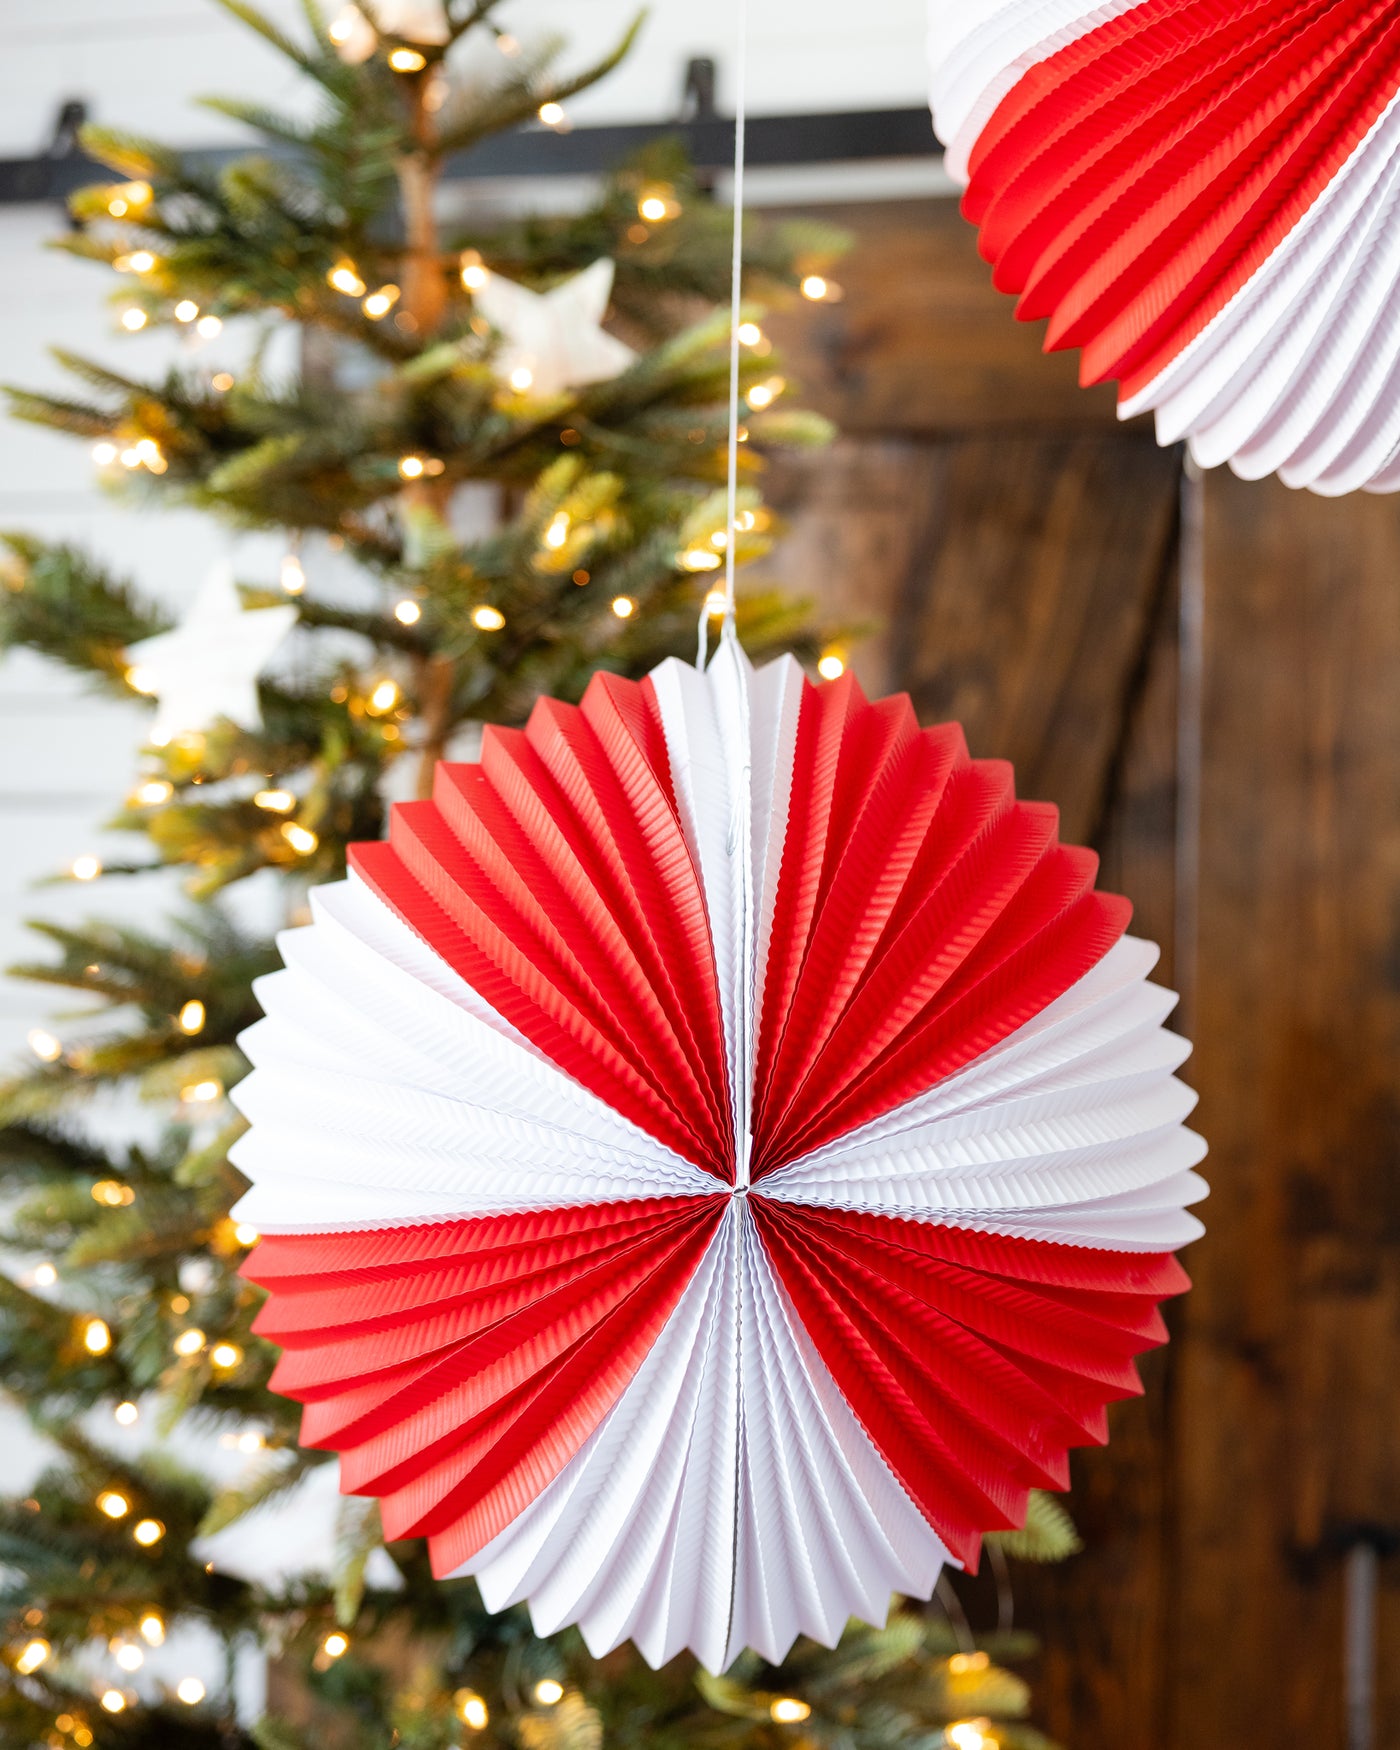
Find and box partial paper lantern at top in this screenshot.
[928,0,1400,495]
[230,643,1206,1672]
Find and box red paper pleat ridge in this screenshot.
[959,0,1400,400]
[244,1197,725,1574]
[350,670,735,1180]
[749,673,1129,1177]
[753,1199,1189,1569]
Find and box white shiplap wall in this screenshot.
[0,1,932,157]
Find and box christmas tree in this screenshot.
[0,4,1073,1747]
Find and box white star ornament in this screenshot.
[125,562,297,743]
[473,258,636,399]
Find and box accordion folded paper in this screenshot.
[928,0,1400,495]
[231,643,1206,1671]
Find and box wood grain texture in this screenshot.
[762,199,1126,435]
[887,432,1179,843]
[755,438,948,692]
[1165,473,1400,1747]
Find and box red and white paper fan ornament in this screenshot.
[230,638,1206,1672]
[928,0,1400,495]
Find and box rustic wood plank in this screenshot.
[1165,472,1400,1748]
[887,432,1179,843]
[755,438,948,693]
[762,199,1126,435]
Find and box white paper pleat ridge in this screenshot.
[926,0,1148,184]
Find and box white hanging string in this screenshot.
[698,0,749,670]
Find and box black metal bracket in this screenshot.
[0,104,941,208]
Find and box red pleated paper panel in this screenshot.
[244,1197,724,1567]
[752,1199,1188,1569]
[749,674,1130,1176]
[350,671,733,1179]
[961,0,1400,398]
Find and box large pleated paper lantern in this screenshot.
[230,643,1206,1672]
[928,0,1400,495]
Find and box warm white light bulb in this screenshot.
[328,261,366,298]
[15,1639,49,1675]
[770,1698,811,1724]
[457,1689,489,1730]
[28,1028,62,1063]
[362,285,399,318]
[281,823,319,855]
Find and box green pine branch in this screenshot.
[0,535,171,690]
